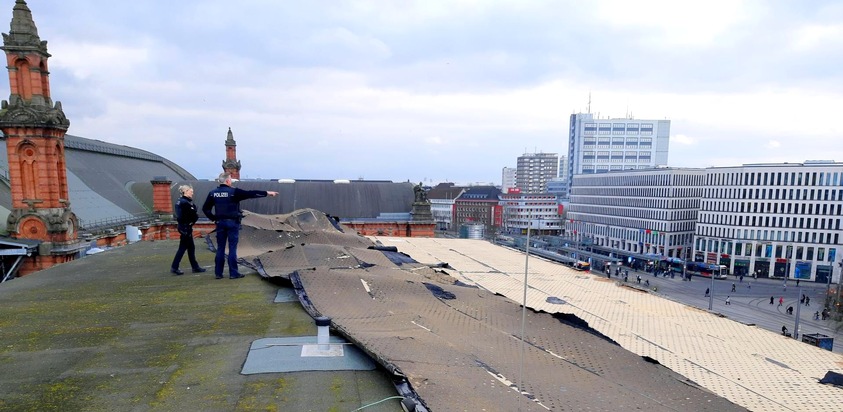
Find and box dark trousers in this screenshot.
[171,231,199,270]
[215,219,240,277]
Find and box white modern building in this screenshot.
[559,155,569,179]
[426,183,466,231]
[693,161,843,283]
[500,192,563,235]
[501,167,517,194]
[567,113,670,193]
[516,152,558,193]
[566,167,705,262]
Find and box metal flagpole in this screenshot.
[518,213,531,408]
[794,285,803,340]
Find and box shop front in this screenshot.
[734,260,750,277]
[816,265,832,284]
[773,258,788,278]
[753,259,770,278]
[794,261,812,281]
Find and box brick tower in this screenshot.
[0,0,81,271]
[222,127,241,179]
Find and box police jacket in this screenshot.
[202,184,269,222]
[175,195,199,234]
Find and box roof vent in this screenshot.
[333,179,351,184]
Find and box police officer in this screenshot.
[202,173,278,279]
[170,184,207,275]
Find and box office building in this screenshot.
[567,168,705,263]
[499,192,563,235]
[516,152,558,193]
[426,183,466,231]
[693,161,843,283]
[501,167,517,194]
[567,113,670,193]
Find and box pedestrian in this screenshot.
[636,275,641,284]
[814,311,820,320]
[781,325,789,336]
[796,279,800,286]
[731,283,736,292]
[778,296,783,307]
[786,306,793,315]
[170,184,206,275]
[800,294,805,304]
[739,275,743,283]
[202,173,278,279]
[769,296,774,305]
[805,296,810,306]
[705,288,710,297]
[725,296,731,305]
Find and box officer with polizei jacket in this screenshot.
[202,173,278,279]
[170,184,206,275]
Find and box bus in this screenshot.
[685,262,728,279]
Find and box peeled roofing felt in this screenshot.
[208,208,744,411]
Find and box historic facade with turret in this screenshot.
[0,0,84,272]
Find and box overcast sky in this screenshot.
[9,0,843,185]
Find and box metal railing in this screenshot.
[78,213,157,233]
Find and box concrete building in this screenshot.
[693,161,843,283]
[567,113,670,193]
[516,152,558,193]
[547,177,568,198]
[558,154,568,179]
[499,192,563,235]
[426,183,466,231]
[453,186,502,235]
[501,167,516,194]
[567,168,705,264]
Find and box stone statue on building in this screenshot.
[411,182,432,221]
[414,182,428,203]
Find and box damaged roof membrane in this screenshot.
[212,208,744,411]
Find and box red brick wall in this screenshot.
[151,180,173,214]
[342,222,435,238]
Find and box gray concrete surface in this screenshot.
[0,240,402,412]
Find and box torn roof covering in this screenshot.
[216,208,744,411]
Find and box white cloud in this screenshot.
[672,134,696,145]
[425,136,444,145]
[592,0,752,47]
[789,24,843,51]
[9,0,843,184]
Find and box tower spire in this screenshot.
[222,127,241,179]
[0,0,81,274]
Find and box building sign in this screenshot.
[493,205,503,226]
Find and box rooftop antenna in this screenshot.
[587,92,592,114]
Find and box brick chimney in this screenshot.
[151,177,173,219]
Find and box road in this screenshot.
[603,267,843,353]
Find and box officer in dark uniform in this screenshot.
[170,184,206,275]
[202,173,278,279]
